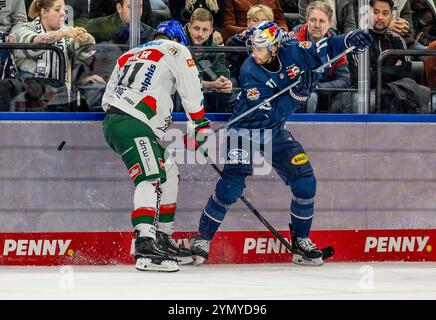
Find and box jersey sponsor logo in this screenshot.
[247,88,260,101]
[227,149,250,164]
[186,58,196,67]
[364,236,431,253]
[228,148,249,160]
[128,163,142,181]
[139,64,157,92]
[134,137,160,177]
[299,41,312,49]
[291,153,309,165]
[1,239,72,256]
[286,65,300,79]
[168,47,179,56]
[132,49,164,62]
[115,86,126,97]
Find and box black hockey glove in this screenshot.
[289,70,321,104]
[183,117,212,150]
[345,29,373,51]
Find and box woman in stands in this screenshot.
[10,0,95,93]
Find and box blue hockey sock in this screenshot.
[290,199,314,238]
[198,195,229,240]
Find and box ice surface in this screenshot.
[0,262,435,300]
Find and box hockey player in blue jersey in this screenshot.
[190,21,372,266]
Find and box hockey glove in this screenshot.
[289,70,322,104]
[183,117,212,150]
[345,29,373,51]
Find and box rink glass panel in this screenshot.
[0,116,436,232]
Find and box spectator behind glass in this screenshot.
[226,4,274,85]
[298,0,356,34]
[85,0,154,44]
[185,7,232,111]
[0,0,27,79]
[352,0,415,47]
[222,0,288,41]
[0,0,27,42]
[168,0,225,45]
[10,0,95,93]
[293,0,352,113]
[410,0,436,48]
[367,0,433,113]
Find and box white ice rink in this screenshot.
[1,262,436,300]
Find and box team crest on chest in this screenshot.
[299,41,312,49]
[286,65,301,79]
[247,88,260,100]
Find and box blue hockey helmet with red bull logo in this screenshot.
[245,21,284,51]
[154,20,188,46]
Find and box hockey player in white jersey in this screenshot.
[102,20,211,272]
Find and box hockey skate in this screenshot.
[156,231,193,265]
[190,235,210,266]
[134,235,179,272]
[291,236,324,266]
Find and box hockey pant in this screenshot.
[198,129,316,240]
[103,114,179,239]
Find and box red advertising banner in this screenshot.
[0,229,434,266]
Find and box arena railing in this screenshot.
[376,49,436,112]
[0,43,66,83]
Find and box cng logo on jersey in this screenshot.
[364,236,431,253]
[291,153,309,165]
[1,239,73,256]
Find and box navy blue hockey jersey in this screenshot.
[230,34,348,134]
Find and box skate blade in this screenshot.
[192,255,207,266]
[292,254,323,266]
[177,255,194,265]
[135,258,179,272]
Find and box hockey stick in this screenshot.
[212,45,356,132]
[202,150,334,260]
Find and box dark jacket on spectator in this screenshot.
[280,0,298,13]
[184,24,230,81]
[293,23,351,88]
[169,0,226,30]
[298,0,356,35]
[222,0,288,40]
[368,29,412,87]
[410,0,436,46]
[85,13,155,44]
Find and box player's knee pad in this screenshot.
[215,171,247,205]
[290,174,316,201]
[133,179,160,209]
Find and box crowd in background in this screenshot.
[0,0,435,113]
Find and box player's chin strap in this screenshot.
[212,45,356,133]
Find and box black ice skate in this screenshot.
[156,230,193,265]
[289,224,323,266]
[291,236,324,266]
[134,235,179,272]
[190,235,210,266]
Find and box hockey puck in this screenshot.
[321,246,334,260]
[58,141,66,151]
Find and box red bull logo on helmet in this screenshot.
[264,26,280,41]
